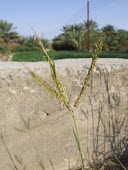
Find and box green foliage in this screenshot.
[0,44,9,54]
[16,36,50,51]
[99,51,128,59]
[12,45,40,52]
[49,50,91,59]
[102,25,118,51]
[18,36,37,47]
[53,21,128,52]
[0,20,50,54]
[0,20,19,55]
[12,51,44,62]
[0,19,128,54]
[12,50,128,62]
[12,50,91,62]
[52,20,100,51]
[117,29,128,51]
[83,20,98,30]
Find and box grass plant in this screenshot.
[25,30,103,170]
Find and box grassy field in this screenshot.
[12,50,128,62]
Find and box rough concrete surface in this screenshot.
[0,59,128,170]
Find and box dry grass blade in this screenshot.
[47,154,55,170]
[1,131,19,170]
[38,161,45,170]
[112,151,127,170]
[14,154,22,165]
[74,39,103,108]
[19,113,30,130]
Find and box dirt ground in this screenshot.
[0,59,128,170]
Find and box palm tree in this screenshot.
[83,20,98,31]
[54,23,85,50]
[52,21,100,51]
[117,29,128,51]
[102,25,116,38]
[83,20,99,50]
[64,24,85,50]
[0,20,19,44]
[52,33,79,50]
[102,25,118,51]
[61,23,84,33]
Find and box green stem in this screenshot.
[62,99,85,169]
[70,109,85,170]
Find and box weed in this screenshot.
[25,30,103,170]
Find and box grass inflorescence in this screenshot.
[25,33,103,170]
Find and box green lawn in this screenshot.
[12,50,128,62]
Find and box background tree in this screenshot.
[0,20,19,54]
[102,25,118,51]
[0,19,128,53]
[15,35,50,52]
[53,24,84,50]
[52,20,99,51]
[0,20,19,44]
[83,19,98,31]
[116,29,128,51]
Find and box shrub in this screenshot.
[0,44,9,54]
